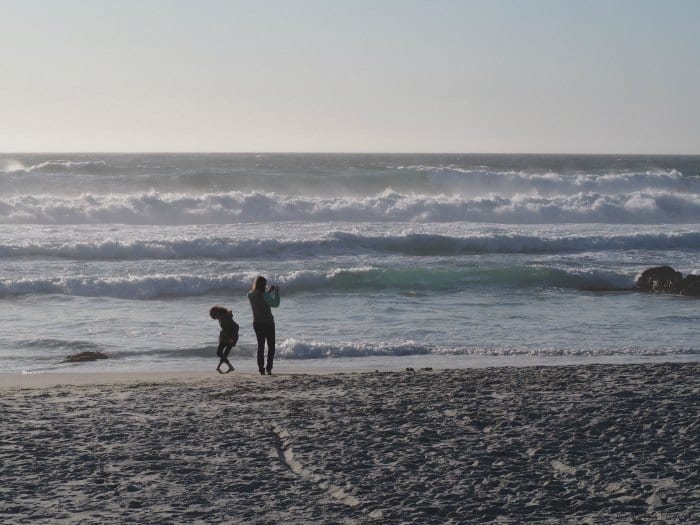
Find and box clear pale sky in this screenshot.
[1,0,699,153]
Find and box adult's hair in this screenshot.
[252,276,267,292]
[209,305,227,318]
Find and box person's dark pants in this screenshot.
[216,342,233,360]
[254,322,275,372]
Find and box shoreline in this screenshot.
[2,352,698,390]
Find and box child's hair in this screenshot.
[209,305,227,319]
[252,275,267,292]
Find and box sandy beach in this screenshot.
[1,363,698,524]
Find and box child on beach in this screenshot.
[209,306,239,374]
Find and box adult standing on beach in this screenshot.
[247,276,280,375]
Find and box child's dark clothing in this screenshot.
[216,310,239,360]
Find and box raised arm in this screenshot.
[264,287,280,308]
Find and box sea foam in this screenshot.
[0,160,113,173]
[275,339,699,359]
[0,265,638,299]
[1,231,698,259]
[1,190,700,224]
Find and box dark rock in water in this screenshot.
[679,274,700,296]
[63,351,109,363]
[635,266,700,296]
[635,266,683,293]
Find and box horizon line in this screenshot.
[3,151,700,156]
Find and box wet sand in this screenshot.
[1,363,698,523]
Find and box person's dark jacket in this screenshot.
[218,310,239,344]
[247,289,280,325]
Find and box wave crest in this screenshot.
[1,190,700,224]
[276,339,699,359]
[1,231,698,260]
[0,265,638,299]
[1,160,114,174]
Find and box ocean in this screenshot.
[1,153,698,374]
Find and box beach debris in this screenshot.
[63,351,109,363]
[405,367,415,372]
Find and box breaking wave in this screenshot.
[1,231,699,260]
[0,265,637,299]
[3,157,699,195]
[0,160,114,174]
[2,189,700,224]
[275,339,700,359]
[111,340,700,360]
[413,166,700,196]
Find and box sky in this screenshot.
[1,0,699,153]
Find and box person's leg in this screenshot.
[253,322,266,374]
[215,341,226,372]
[221,344,234,373]
[265,324,276,373]
[216,341,225,358]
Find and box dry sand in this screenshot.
[1,363,698,524]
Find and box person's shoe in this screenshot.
[259,368,266,375]
[266,369,272,375]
